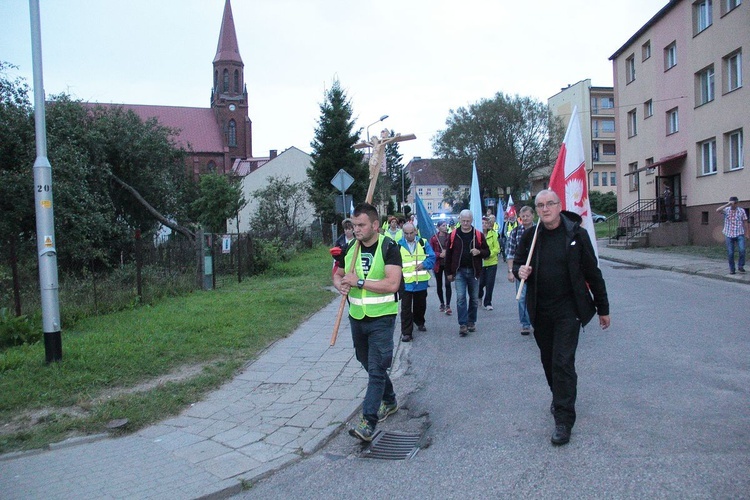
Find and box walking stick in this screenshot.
[515,222,540,301]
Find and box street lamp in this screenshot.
[366,114,389,142]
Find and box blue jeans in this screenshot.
[350,315,397,427]
[454,267,479,326]
[515,280,531,329]
[725,236,746,273]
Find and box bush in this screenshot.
[0,308,39,350]
[590,191,617,214]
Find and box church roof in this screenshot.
[213,0,243,65]
[117,104,225,153]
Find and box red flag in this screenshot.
[548,107,598,258]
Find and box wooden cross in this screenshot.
[353,129,417,203]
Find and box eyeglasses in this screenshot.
[535,201,560,210]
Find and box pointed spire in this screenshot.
[213,0,242,64]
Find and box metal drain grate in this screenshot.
[362,431,422,460]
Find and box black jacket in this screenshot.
[445,227,490,279]
[512,211,609,327]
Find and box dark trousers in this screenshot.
[532,312,581,428]
[350,315,397,427]
[400,289,427,336]
[478,264,497,307]
[434,264,452,306]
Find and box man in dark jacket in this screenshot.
[514,189,610,446]
[445,210,490,337]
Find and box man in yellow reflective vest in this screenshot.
[397,222,436,342]
[333,203,403,442]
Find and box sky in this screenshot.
[1,0,666,164]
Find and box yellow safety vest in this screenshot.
[345,235,398,319]
[400,239,430,284]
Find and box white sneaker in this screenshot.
[485,305,493,311]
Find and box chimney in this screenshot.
[270,149,277,159]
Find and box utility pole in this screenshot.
[30,0,62,362]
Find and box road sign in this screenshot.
[330,169,354,193]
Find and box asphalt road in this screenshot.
[237,260,750,499]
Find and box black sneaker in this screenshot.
[349,417,375,442]
[467,323,476,332]
[739,267,746,273]
[401,334,413,342]
[417,324,427,332]
[459,325,468,337]
[551,424,571,446]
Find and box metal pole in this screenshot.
[401,166,405,213]
[30,0,62,363]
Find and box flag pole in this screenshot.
[515,222,540,301]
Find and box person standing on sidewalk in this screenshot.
[506,205,535,335]
[430,220,453,316]
[333,203,402,442]
[446,210,490,337]
[397,223,436,342]
[716,196,748,274]
[514,190,610,446]
[478,216,500,311]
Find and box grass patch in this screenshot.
[0,245,336,454]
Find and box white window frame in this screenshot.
[724,50,742,92]
[667,108,679,135]
[627,109,638,138]
[642,41,652,61]
[700,139,717,175]
[626,55,636,83]
[665,43,677,70]
[601,119,615,133]
[722,0,741,15]
[697,66,715,104]
[610,172,617,186]
[593,172,599,186]
[644,99,653,118]
[727,129,744,171]
[693,0,713,34]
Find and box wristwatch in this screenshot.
[356,279,365,289]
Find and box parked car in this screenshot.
[592,212,607,223]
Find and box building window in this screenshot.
[629,162,639,192]
[721,0,741,15]
[206,161,216,173]
[592,143,600,161]
[222,69,229,92]
[699,138,717,175]
[228,119,237,147]
[696,65,715,105]
[665,42,677,70]
[611,172,617,186]
[601,119,615,132]
[601,97,614,109]
[426,188,432,196]
[626,55,636,83]
[427,202,433,211]
[601,172,608,186]
[593,172,599,186]
[591,97,598,113]
[644,99,653,118]
[701,211,709,225]
[667,108,679,135]
[725,129,744,170]
[234,70,240,93]
[642,41,652,61]
[646,157,655,175]
[693,0,713,34]
[724,50,742,92]
[213,70,218,92]
[418,187,423,196]
[603,143,616,156]
[627,109,638,137]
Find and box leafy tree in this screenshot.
[250,175,309,240]
[589,190,617,214]
[442,186,470,213]
[307,79,367,224]
[190,173,246,233]
[432,92,564,204]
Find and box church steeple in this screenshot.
[211,0,252,159]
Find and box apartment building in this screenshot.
[610,0,748,245]
[405,158,464,214]
[548,80,619,196]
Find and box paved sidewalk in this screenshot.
[0,245,745,499]
[0,298,407,500]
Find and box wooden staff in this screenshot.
[515,222,541,301]
[330,131,416,346]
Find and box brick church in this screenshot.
[110,0,265,177]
